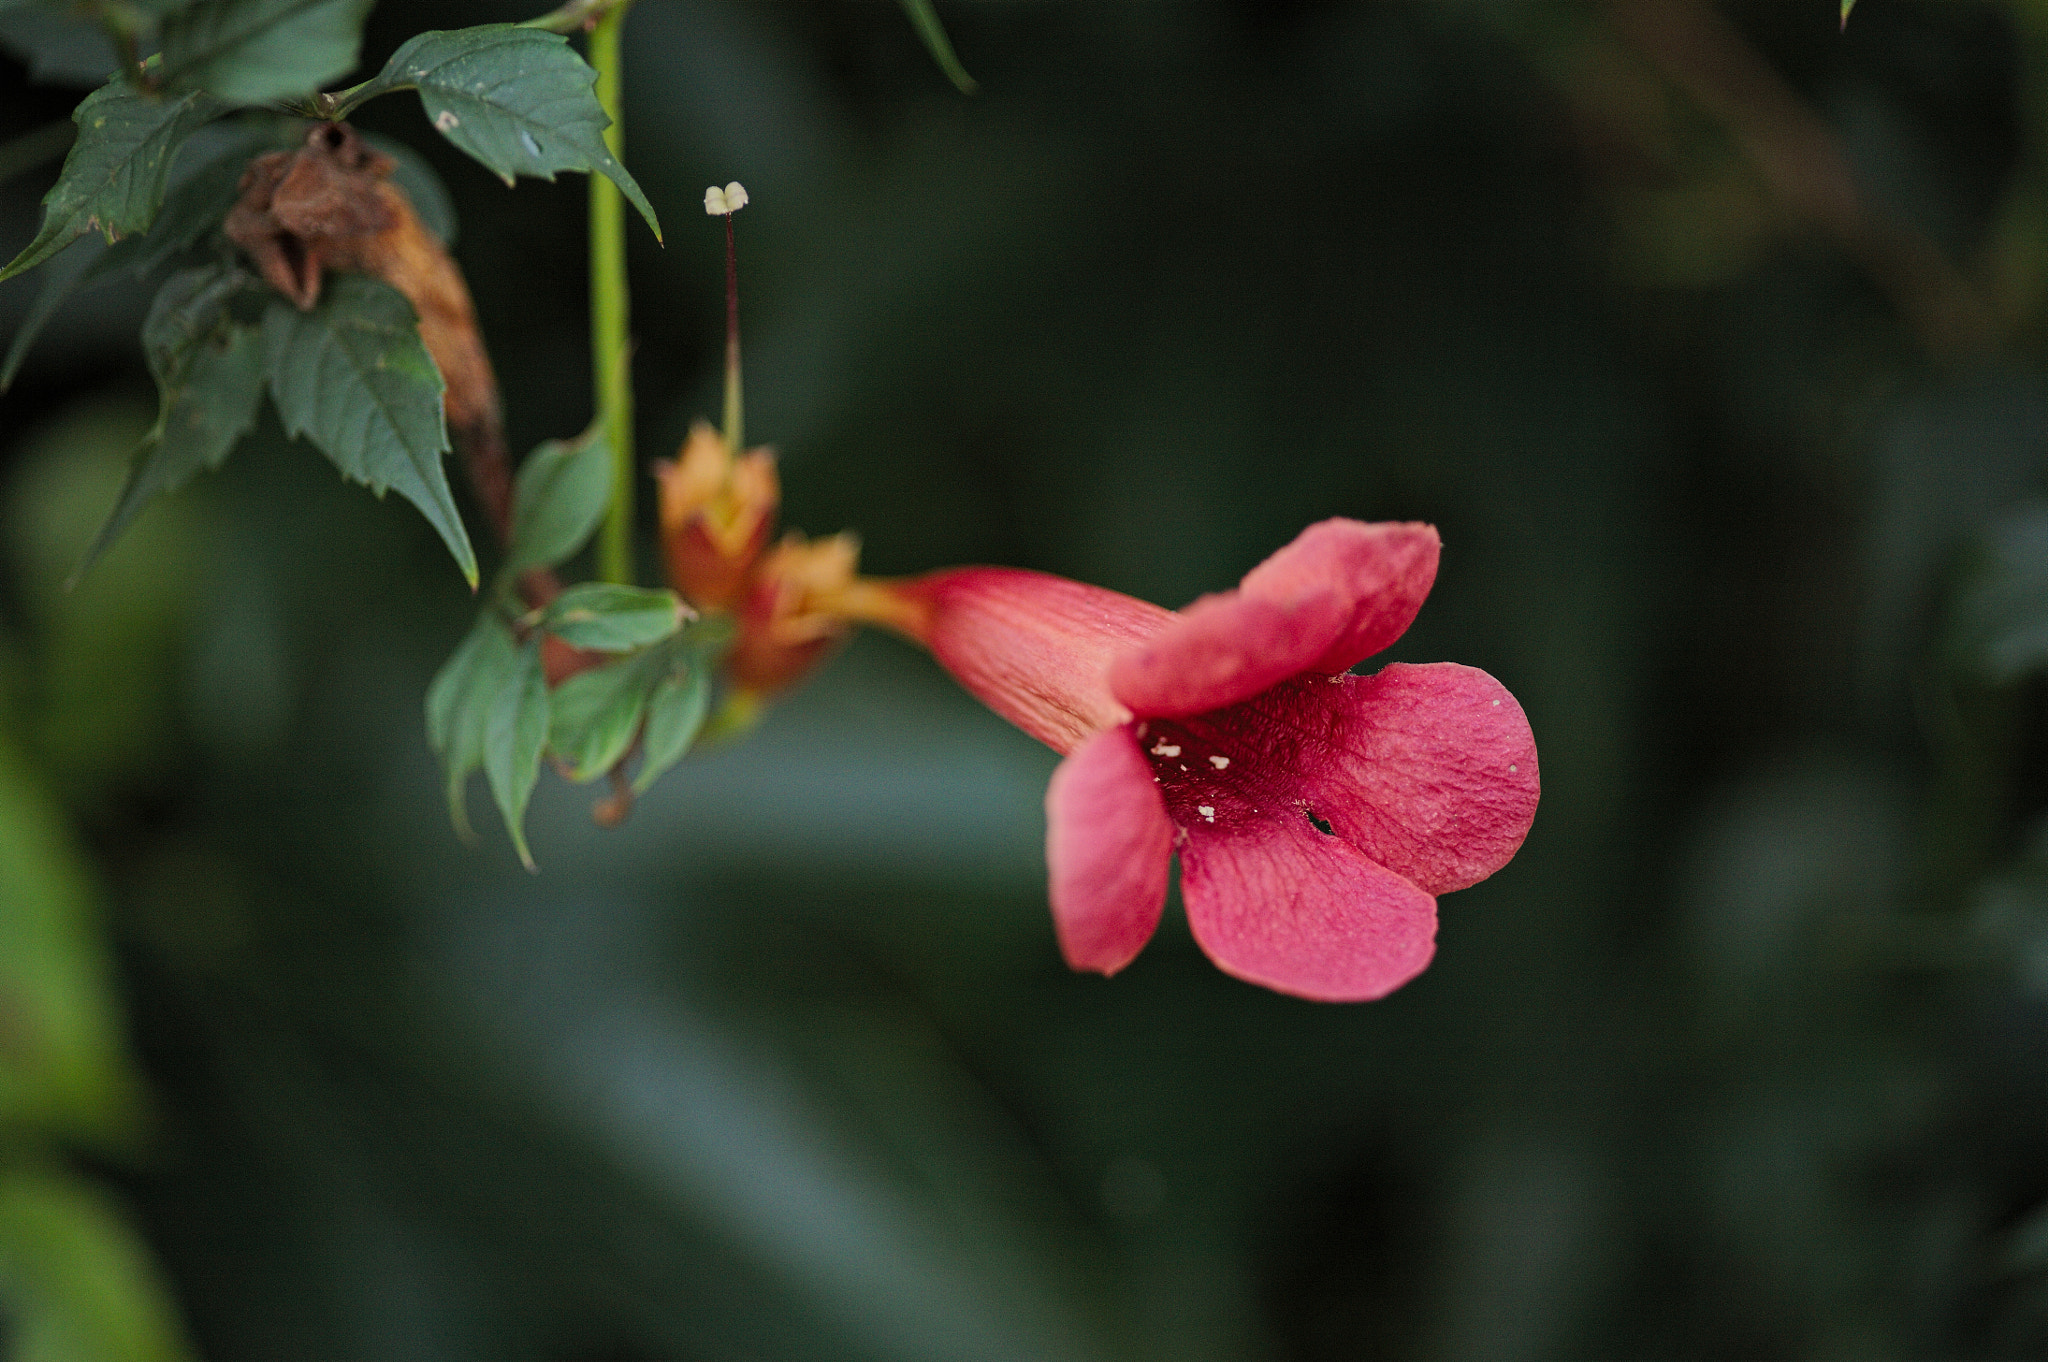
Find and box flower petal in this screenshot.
[1107,520,1441,718]
[1284,662,1537,895]
[1045,726,1173,975]
[890,569,1175,753]
[1178,813,1437,1002]
[1238,519,1439,675]
[1108,589,1350,719]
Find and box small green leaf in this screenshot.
[425,612,516,839]
[1840,0,1855,30]
[350,25,659,240]
[634,656,710,794]
[548,649,659,783]
[505,425,610,577]
[536,583,686,652]
[75,264,265,579]
[0,78,225,284]
[158,0,374,105]
[484,637,549,870]
[897,0,977,94]
[261,273,478,586]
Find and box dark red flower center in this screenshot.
[1136,678,1345,844]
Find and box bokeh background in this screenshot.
[3,1,2048,1357]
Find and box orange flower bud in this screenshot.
[727,531,862,695]
[655,421,779,609]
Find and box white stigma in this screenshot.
[1150,741,1180,758]
[1209,755,1230,770]
[703,181,750,215]
[1197,806,1216,821]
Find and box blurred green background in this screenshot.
[3,0,2048,1357]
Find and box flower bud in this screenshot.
[727,531,862,694]
[655,421,779,609]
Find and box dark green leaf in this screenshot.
[505,425,610,577]
[158,0,374,105]
[633,655,710,794]
[261,273,478,585]
[896,0,976,95]
[75,264,265,579]
[351,25,659,240]
[536,583,686,652]
[484,637,548,870]
[425,611,516,840]
[0,78,225,283]
[89,122,284,276]
[547,648,661,783]
[4,124,277,392]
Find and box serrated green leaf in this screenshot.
[89,123,283,275]
[4,125,276,393]
[484,636,548,870]
[261,273,478,586]
[74,265,265,580]
[897,0,977,95]
[548,648,660,783]
[425,612,516,840]
[505,426,610,577]
[536,583,685,652]
[158,0,374,105]
[0,78,225,284]
[634,656,710,794]
[351,25,659,240]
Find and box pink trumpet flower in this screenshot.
[844,520,1539,1002]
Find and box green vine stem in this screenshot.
[588,0,636,585]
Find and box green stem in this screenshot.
[589,0,635,585]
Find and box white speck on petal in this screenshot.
[1209,755,1230,770]
[1198,806,1215,821]
[1150,742,1180,757]
[1508,764,1518,773]
[435,110,459,131]
[1492,699,1500,707]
